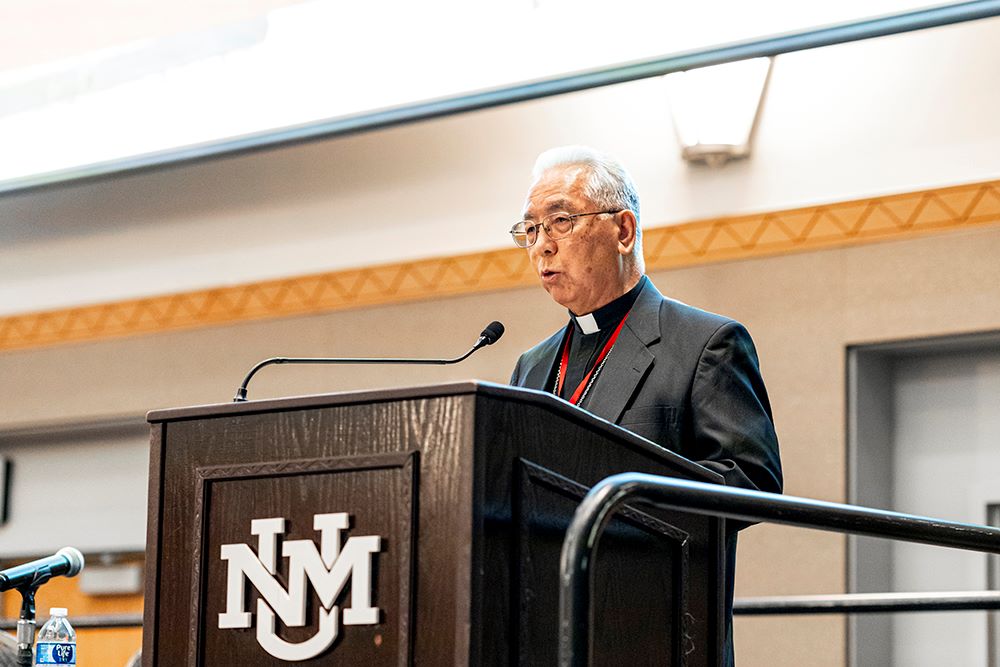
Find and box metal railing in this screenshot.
[734,591,1000,615]
[4,590,998,632]
[0,614,142,631]
[559,472,1000,666]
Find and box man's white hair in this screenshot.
[531,145,644,272]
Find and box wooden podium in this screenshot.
[143,382,725,665]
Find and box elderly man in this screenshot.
[509,146,782,665]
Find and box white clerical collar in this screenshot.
[574,312,600,335]
[569,276,649,336]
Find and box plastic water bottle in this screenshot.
[33,607,76,666]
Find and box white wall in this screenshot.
[1,16,999,316]
[0,422,149,558]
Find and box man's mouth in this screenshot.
[540,269,560,280]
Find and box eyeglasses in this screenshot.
[509,210,620,248]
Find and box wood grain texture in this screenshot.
[516,460,692,665]
[190,452,416,665]
[145,383,724,665]
[6,179,999,352]
[473,391,724,666]
[141,422,164,664]
[149,393,470,666]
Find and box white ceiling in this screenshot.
[0,0,969,191]
[0,0,304,73]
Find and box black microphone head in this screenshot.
[480,321,505,345]
[56,547,85,577]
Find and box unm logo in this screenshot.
[218,513,382,661]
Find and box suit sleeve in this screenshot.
[509,355,524,386]
[689,322,783,496]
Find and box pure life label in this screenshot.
[35,642,75,664]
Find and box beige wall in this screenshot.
[3,222,999,664]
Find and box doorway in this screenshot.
[848,332,1000,667]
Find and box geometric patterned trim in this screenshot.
[642,178,1000,269]
[2,179,999,352]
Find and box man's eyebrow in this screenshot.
[523,198,573,220]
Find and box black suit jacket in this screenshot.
[510,277,782,496]
[510,277,782,664]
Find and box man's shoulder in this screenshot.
[662,296,736,329]
[639,281,741,339]
[510,325,564,387]
[519,326,564,362]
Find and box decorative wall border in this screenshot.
[2,179,999,352]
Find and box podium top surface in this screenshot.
[148,380,506,423]
[147,380,720,483]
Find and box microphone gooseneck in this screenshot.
[233,320,505,402]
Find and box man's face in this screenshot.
[522,165,628,315]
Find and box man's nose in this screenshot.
[533,226,558,255]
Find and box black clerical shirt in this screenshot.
[555,276,648,406]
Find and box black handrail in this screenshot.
[558,473,1000,666]
[4,591,997,634]
[734,591,1000,615]
[0,613,142,631]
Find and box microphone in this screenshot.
[233,321,505,402]
[477,320,505,347]
[0,547,85,592]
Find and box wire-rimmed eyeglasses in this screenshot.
[509,210,620,248]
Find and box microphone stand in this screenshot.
[233,331,500,402]
[14,570,52,667]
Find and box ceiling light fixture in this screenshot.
[665,56,773,167]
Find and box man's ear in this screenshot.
[617,210,638,256]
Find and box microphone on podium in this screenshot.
[233,321,505,402]
[0,547,85,592]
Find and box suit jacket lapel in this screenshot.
[581,279,662,424]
